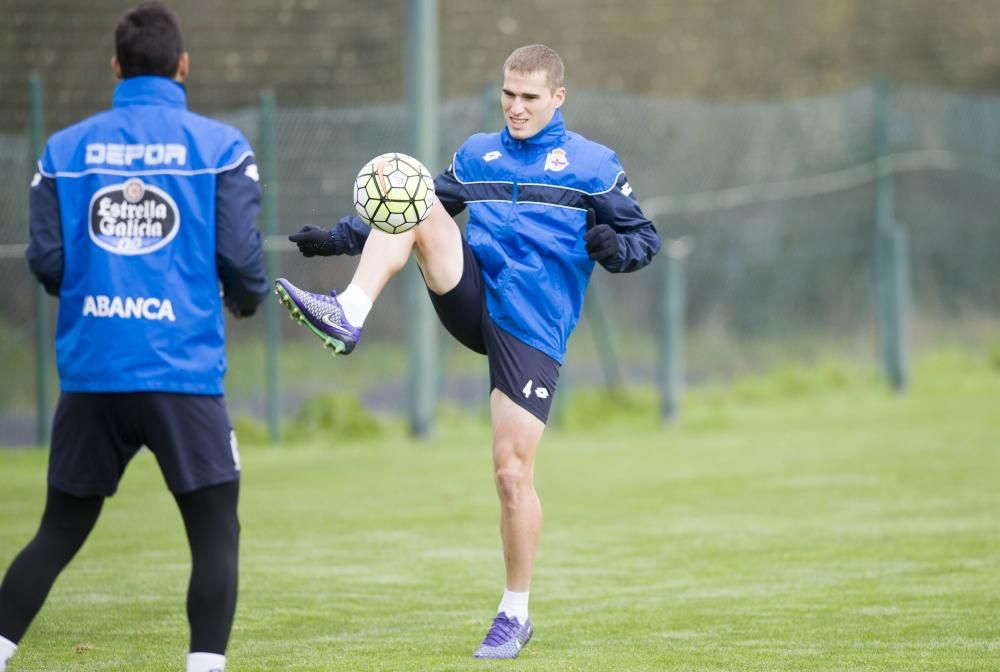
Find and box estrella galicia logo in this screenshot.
[88,178,180,255]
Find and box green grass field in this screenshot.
[1,351,998,671]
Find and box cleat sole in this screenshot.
[274,282,347,355]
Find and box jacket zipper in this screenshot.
[511,139,522,204]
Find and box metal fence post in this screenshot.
[874,78,909,393]
[877,226,911,391]
[30,72,50,446]
[479,84,502,132]
[585,280,624,389]
[259,90,282,440]
[659,238,692,423]
[406,0,439,437]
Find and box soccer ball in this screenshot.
[353,152,435,234]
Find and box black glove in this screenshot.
[583,208,619,262]
[289,225,338,257]
[224,295,257,319]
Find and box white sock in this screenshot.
[0,636,17,672]
[497,588,530,624]
[187,652,225,672]
[337,284,373,327]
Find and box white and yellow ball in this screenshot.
[353,152,435,234]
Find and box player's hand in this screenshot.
[224,295,256,319]
[289,225,338,257]
[583,209,619,262]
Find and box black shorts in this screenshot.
[48,392,240,498]
[427,236,560,424]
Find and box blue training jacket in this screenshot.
[332,110,661,363]
[436,110,661,362]
[26,76,268,395]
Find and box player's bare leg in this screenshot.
[349,198,463,299]
[490,390,544,592]
[472,389,542,658]
[274,198,461,354]
[345,227,415,301]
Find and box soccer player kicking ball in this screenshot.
[276,44,660,659]
[0,4,267,672]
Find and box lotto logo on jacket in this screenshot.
[90,178,180,255]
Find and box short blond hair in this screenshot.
[503,44,564,91]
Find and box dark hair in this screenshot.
[114,1,184,78]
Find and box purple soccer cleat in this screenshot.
[274,277,362,355]
[472,613,533,659]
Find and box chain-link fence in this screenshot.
[2,83,998,444]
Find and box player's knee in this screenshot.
[187,565,236,617]
[207,509,240,557]
[414,202,459,252]
[216,508,241,544]
[494,463,532,504]
[413,222,452,258]
[367,228,415,272]
[35,489,102,557]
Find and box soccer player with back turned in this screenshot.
[0,3,267,672]
[277,44,661,658]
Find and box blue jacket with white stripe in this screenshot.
[334,109,660,363]
[26,76,267,395]
[439,110,660,362]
